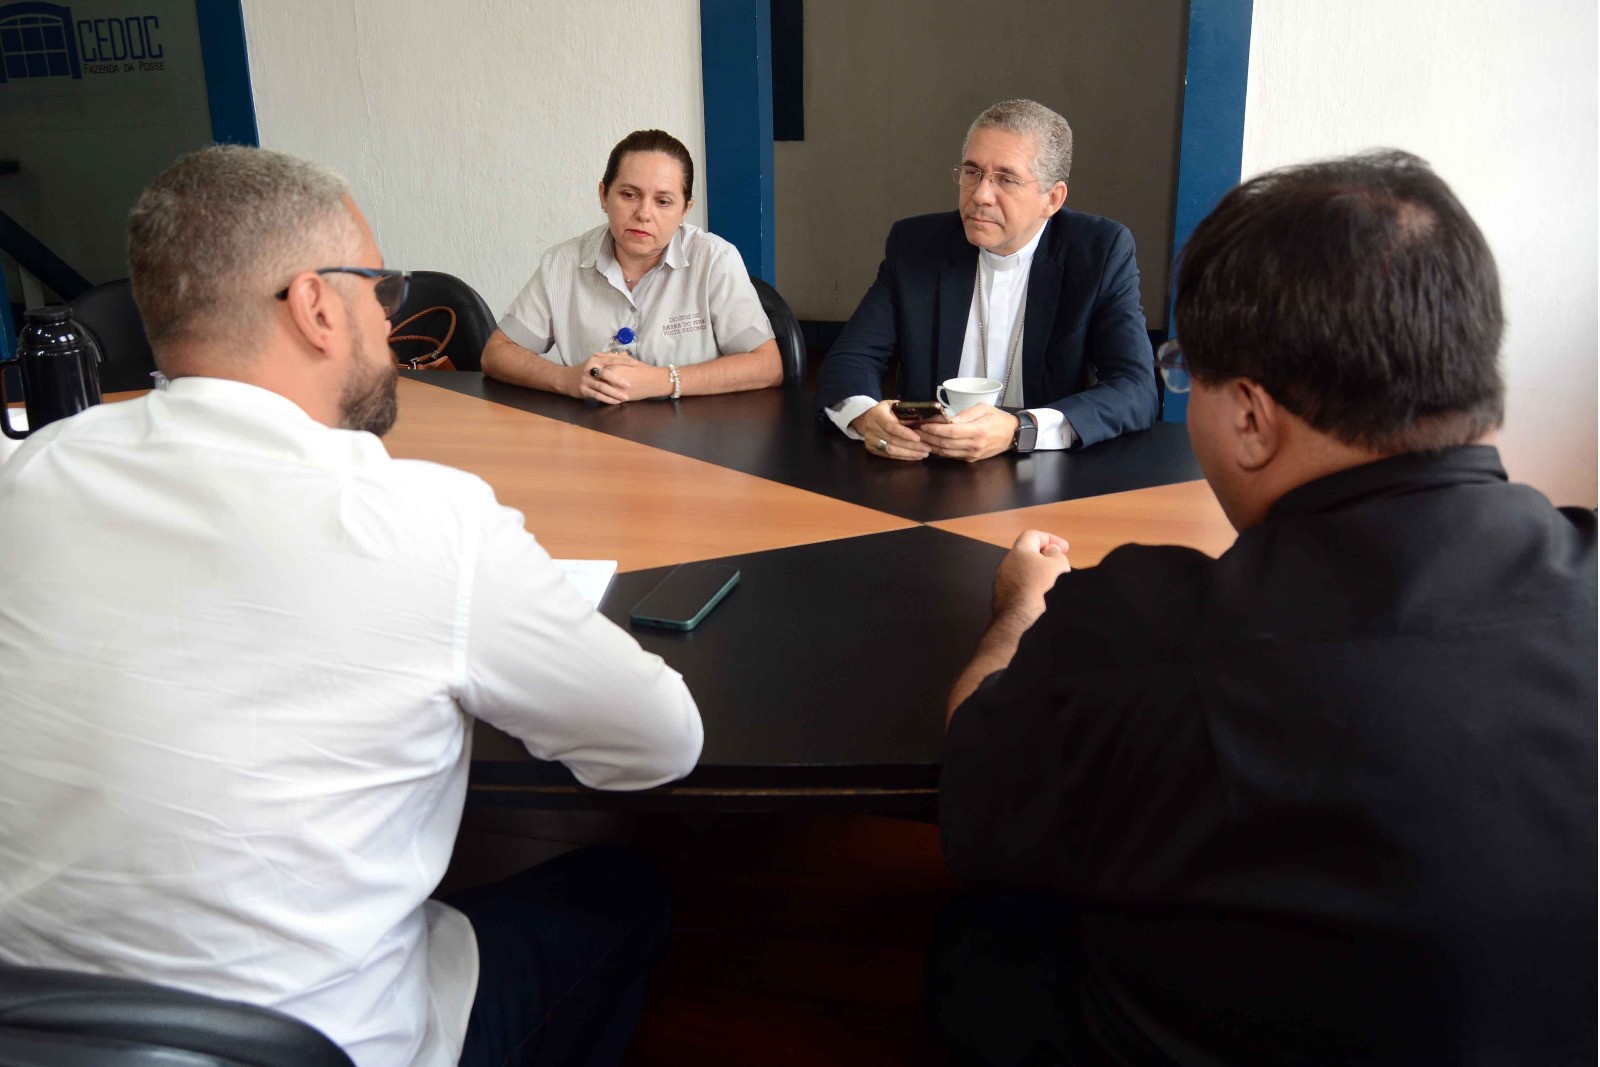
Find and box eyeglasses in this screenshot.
[1155,339,1191,393]
[275,268,409,318]
[952,165,1040,195]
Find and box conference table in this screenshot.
[382,372,1236,815]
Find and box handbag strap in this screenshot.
[389,306,457,370]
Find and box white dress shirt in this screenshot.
[0,378,702,1067]
[827,220,1074,448]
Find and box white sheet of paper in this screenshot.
[553,558,617,609]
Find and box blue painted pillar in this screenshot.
[195,0,260,146]
[699,0,775,283]
[1164,0,1253,422]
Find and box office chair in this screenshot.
[749,275,806,387]
[66,280,158,394]
[388,270,497,372]
[0,962,353,1067]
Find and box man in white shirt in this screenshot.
[816,99,1158,461]
[0,145,703,1067]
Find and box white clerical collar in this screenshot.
[980,217,1049,273]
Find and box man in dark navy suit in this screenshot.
[816,99,1158,462]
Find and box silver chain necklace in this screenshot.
[974,264,1025,402]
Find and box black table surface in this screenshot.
[405,372,1202,522]
[471,526,1004,812]
[404,373,1202,812]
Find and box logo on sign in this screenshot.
[0,2,82,82]
[0,1,166,83]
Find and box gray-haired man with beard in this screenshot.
[0,146,703,1066]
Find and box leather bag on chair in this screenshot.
[389,306,457,371]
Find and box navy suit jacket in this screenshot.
[815,210,1158,448]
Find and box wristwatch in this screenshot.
[1012,410,1038,453]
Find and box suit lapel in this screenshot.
[935,232,977,394]
[1021,220,1064,406]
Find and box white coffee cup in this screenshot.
[937,376,1003,414]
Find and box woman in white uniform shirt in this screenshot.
[483,130,781,402]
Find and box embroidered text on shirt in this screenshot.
[662,313,708,336]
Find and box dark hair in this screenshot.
[601,129,694,201]
[1173,149,1504,453]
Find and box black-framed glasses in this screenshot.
[951,165,1040,194]
[275,268,409,318]
[1155,338,1191,393]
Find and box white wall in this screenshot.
[239,0,707,319]
[1243,0,1598,508]
[774,0,1186,324]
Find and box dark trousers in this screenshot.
[923,891,1089,1067]
[446,844,671,1067]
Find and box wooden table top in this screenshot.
[383,378,914,572]
[387,376,1237,572]
[931,479,1237,568]
[409,371,1210,523]
[384,375,1236,811]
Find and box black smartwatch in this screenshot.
[1012,410,1038,453]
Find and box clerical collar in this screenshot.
[980,218,1049,273]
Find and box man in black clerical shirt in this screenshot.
[930,150,1596,1064]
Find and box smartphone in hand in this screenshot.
[891,400,951,425]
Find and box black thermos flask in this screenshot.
[1,306,103,440]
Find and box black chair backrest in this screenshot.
[388,270,496,372]
[67,279,158,394]
[0,963,353,1067]
[749,275,805,387]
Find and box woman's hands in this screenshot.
[574,353,673,403]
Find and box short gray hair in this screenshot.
[127,145,358,360]
[965,99,1073,187]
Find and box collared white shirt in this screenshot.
[828,219,1075,449]
[0,378,702,1067]
[596,224,671,308]
[500,222,773,367]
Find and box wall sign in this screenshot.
[0,1,172,83]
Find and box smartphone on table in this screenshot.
[891,400,951,425]
[630,563,741,631]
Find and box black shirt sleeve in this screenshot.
[940,544,1227,894]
